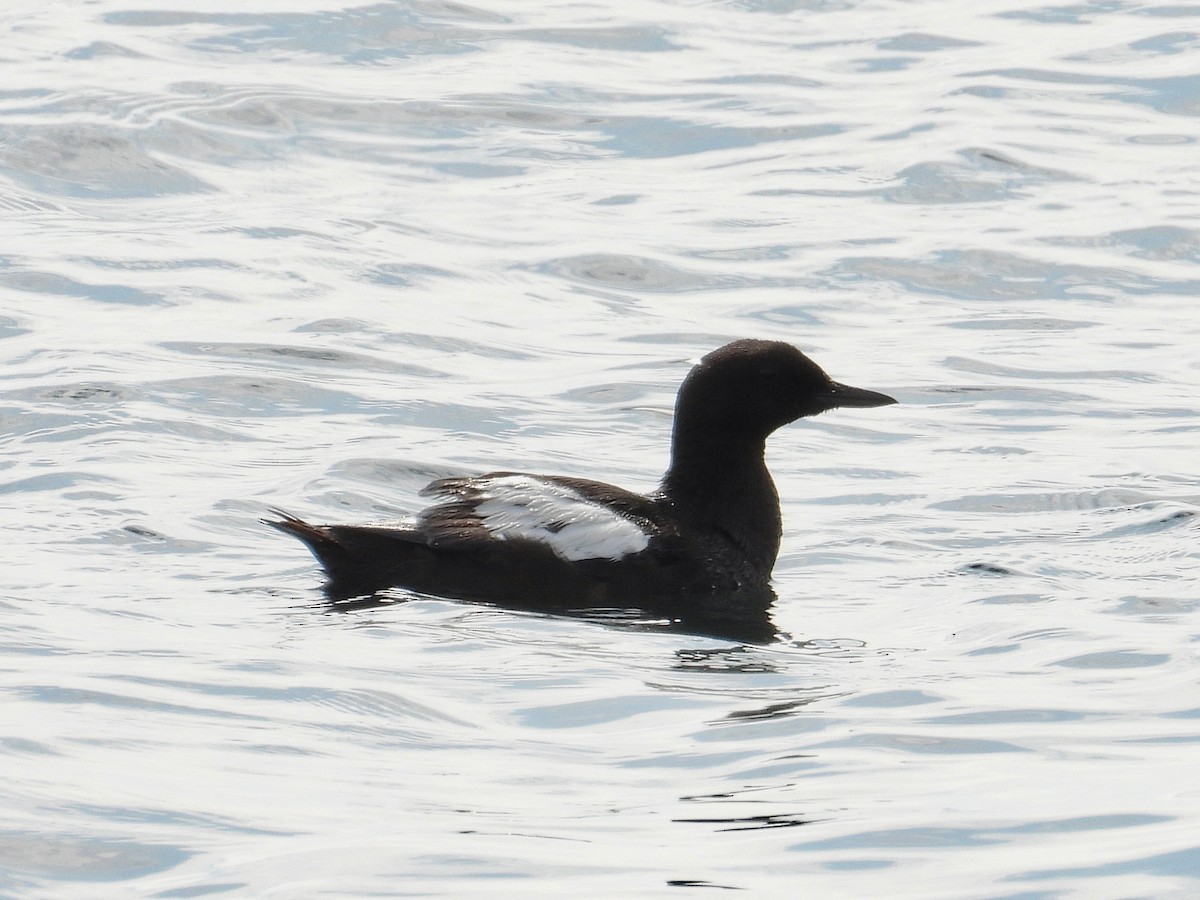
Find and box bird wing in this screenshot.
[416,472,654,562]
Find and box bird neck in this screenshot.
[659,426,782,574]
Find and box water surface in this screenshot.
[3,0,1199,896]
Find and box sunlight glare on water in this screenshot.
[2,0,1199,896]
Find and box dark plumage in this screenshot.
[268,339,896,641]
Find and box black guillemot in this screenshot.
[267,339,896,641]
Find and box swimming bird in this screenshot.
[267,339,895,641]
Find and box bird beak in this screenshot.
[821,381,897,409]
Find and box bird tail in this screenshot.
[264,509,432,599]
[263,508,352,568]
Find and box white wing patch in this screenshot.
[449,475,650,562]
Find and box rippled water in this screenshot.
[4,1,1199,896]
